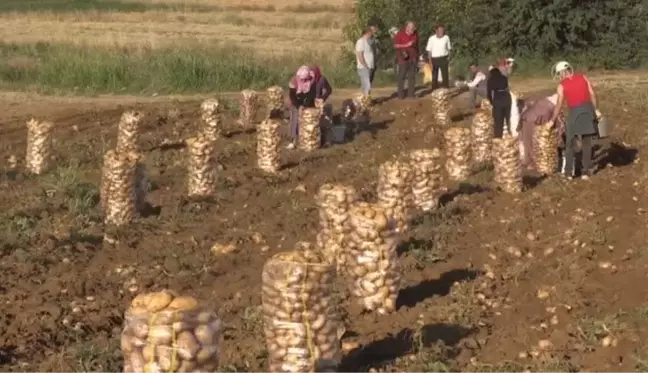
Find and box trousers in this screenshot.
[396,60,417,98]
[492,103,511,138]
[564,134,594,176]
[431,56,449,89]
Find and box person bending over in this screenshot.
[466,62,487,109]
[486,58,512,138]
[549,61,599,179]
[287,65,316,149]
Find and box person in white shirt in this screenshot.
[425,24,451,89]
[466,62,487,108]
[355,25,378,94]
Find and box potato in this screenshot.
[148,325,173,344]
[193,324,216,345]
[195,345,219,364]
[146,291,174,312]
[168,296,199,311]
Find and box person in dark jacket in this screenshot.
[287,65,316,149]
[487,58,512,138]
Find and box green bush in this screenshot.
[347,0,648,74]
[0,42,395,94]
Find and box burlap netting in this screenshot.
[262,249,342,372]
[121,291,222,373]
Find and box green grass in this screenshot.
[0,0,220,13]
[0,42,396,94]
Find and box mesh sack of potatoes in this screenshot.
[352,93,371,119]
[265,86,284,119]
[345,202,401,314]
[444,127,472,181]
[200,99,222,142]
[493,133,522,193]
[105,151,137,226]
[315,183,358,271]
[25,118,54,175]
[262,249,342,373]
[471,106,493,164]
[25,119,53,174]
[480,98,493,111]
[431,88,451,126]
[121,290,222,373]
[117,111,143,154]
[298,108,321,151]
[257,119,282,173]
[377,160,414,234]
[533,121,558,175]
[186,135,217,197]
[237,90,259,129]
[409,148,443,212]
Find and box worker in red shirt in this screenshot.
[393,21,419,99]
[550,61,599,179]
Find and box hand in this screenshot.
[406,40,413,47]
[595,109,602,119]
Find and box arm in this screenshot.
[550,85,564,123]
[486,75,494,104]
[446,36,451,53]
[394,33,412,49]
[584,76,597,110]
[466,72,485,88]
[289,87,299,107]
[319,78,332,101]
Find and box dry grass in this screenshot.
[0,0,354,55]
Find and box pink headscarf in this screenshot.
[289,65,314,94]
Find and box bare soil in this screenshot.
[0,77,647,372]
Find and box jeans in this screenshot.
[431,56,449,89]
[564,134,594,176]
[289,106,299,141]
[492,103,511,138]
[358,68,373,94]
[469,83,487,108]
[396,60,417,98]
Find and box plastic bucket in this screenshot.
[596,116,610,138]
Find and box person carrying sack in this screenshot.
[550,61,599,180]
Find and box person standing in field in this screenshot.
[355,25,378,95]
[550,61,599,179]
[393,21,419,99]
[486,58,513,138]
[425,24,451,90]
[466,62,487,108]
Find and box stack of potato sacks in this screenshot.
[345,202,401,314]
[471,99,494,164]
[533,122,558,175]
[186,135,217,197]
[101,112,147,226]
[377,159,413,234]
[444,127,471,181]
[409,148,443,212]
[25,118,54,175]
[237,90,259,130]
[265,86,284,119]
[298,108,321,151]
[257,118,282,173]
[315,183,358,272]
[493,133,522,193]
[200,99,222,142]
[262,249,342,372]
[121,290,222,373]
[431,88,451,126]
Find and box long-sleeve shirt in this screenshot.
[486,67,511,104]
[314,76,332,101]
[289,85,316,108]
[467,71,486,88]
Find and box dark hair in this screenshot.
[435,24,444,30]
[363,26,374,34]
[469,61,479,67]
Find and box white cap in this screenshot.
[554,61,571,73]
[506,58,515,64]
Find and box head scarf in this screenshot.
[289,65,313,94]
[310,65,322,84]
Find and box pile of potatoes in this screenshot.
[25,118,53,175]
[315,183,358,271]
[443,127,472,181]
[471,101,493,164]
[345,202,401,314]
[493,133,522,193]
[265,86,284,118]
[431,88,451,126]
[200,99,222,142]
[121,290,222,373]
[377,159,413,234]
[298,108,321,151]
[186,135,217,197]
[257,119,282,173]
[237,90,259,129]
[534,121,558,175]
[116,111,142,153]
[353,93,372,119]
[409,148,443,211]
[262,249,341,373]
